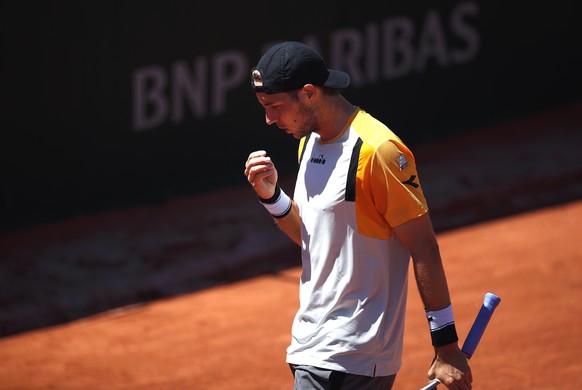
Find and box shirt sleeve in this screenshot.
[370,139,429,227]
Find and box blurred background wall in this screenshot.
[2,0,580,233]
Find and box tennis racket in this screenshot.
[420,292,501,390]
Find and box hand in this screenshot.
[244,150,278,199]
[428,344,472,390]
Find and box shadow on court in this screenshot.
[0,103,581,338]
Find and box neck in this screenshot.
[317,96,358,142]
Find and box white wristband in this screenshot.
[259,185,292,218]
[426,304,455,331]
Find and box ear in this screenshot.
[300,84,318,102]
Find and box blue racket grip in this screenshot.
[461,292,501,359]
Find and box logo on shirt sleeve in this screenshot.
[397,154,408,171]
[401,175,420,188]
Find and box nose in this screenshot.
[265,111,277,126]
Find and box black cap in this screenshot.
[250,41,350,94]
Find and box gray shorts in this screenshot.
[289,364,396,390]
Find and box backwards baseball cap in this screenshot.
[250,41,350,94]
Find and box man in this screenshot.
[244,41,472,389]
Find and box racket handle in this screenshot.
[461,292,501,359]
[420,379,441,390]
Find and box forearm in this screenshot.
[411,238,452,311]
[258,184,302,247]
[412,241,461,351]
[395,213,452,310]
[273,201,302,246]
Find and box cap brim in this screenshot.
[323,69,350,90]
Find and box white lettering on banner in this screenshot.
[383,16,415,80]
[330,29,366,86]
[171,58,208,125]
[450,2,480,63]
[131,1,479,132]
[416,10,450,71]
[132,66,168,131]
[133,52,246,132]
[211,51,248,115]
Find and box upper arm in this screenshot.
[393,212,438,257]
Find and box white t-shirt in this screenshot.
[286,109,428,377]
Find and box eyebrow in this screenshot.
[259,97,279,107]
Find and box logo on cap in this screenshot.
[251,69,263,88]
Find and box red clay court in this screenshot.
[0,103,581,389]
